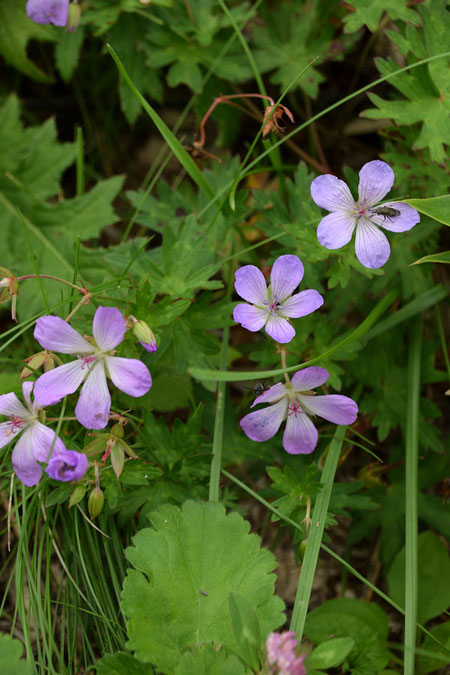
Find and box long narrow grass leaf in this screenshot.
[404,318,422,674]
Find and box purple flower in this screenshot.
[26,0,69,26]
[233,255,323,343]
[310,160,420,269]
[240,367,358,454]
[266,631,306,675]
[33,306,152,430]
[46,449,88,482]
[0,382,65,486]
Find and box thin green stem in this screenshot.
[76,126,85,197]
[16,274,86,293]
[191,289,396,381]
[290,426,345,637]
[435,304,450,384]
[404,318,422,674]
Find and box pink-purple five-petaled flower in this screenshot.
[240,367,358,454]
[0,382,87,486]
[33,306,152,430]
[26,0,69,26]
[310,160,420,269]
[233,255,323,343]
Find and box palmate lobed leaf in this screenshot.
[0,0,57,83]
[122,500,285,673]
[343,0,420,33]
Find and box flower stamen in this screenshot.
[78,353,97,371]
[6,416,26,436]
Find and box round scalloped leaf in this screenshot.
[122,500,284,673]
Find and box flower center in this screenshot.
[287,401,304,416]
[6,415,26,436]
[263,294,280,315]
[354,203,369,221]
[78,353,98,370]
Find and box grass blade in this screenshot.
[106,44,215,199]
[404,318,422,674]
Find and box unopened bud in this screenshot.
[0,267,19,321]
[129,316,157,353]
[111,445,125,479]
[118,438,138,459]
[111,423,124,439]
[88,487,104,519]
[298,540,308,562]
[19,350,56,382]
[67,2,81,31]
[83,434,109,458]
[69,484,87,508]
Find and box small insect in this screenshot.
[370,206,401,222]
[244,383,270,397]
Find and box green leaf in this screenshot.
[343,0,420,33]
[228,593,261,671]
[0,0,57,82]
[417,622,450,674]
[304,598,390,673]
[306,637,355,669]
[174,644,248,675]
[45,484,73,507]
[406,195,450,226]
[0,633,33,675]
[387,530,450,624]
[55,27,85,82]
[412,251,450,265]
[96,652,153,674]
[107,44,215,198]
[122,501,285,673]
[109,15,163,124]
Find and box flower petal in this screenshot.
[358,160,394,206]
[233,304,268,332]
[251,382,288,408]
[26,0,69,26]
[0,392,28,419]
[299,394,358,424]
[46,450,89,482]
[240,399,287,442]
[283,411,318,454]
[291,367,330,392]
[31,421,66,462]
[11,429,42,486]
[317,211,356,249]
[265,314,295,344]
[234,265,268,304]
[105,356,152,397]
[270,255,304,303]
[310,174,355,211]
[75,361,111,430]
[375,202,420,233]
[34,316,95,354]
[92,306,126,350]
[0,421,20,450]
[279,290,323,319]
[33,359,87,406]
[355,220,390,269]
[22,382,34,410]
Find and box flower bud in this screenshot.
[83,434,110,458]
[67,2,81,31]
[88,487,104,520]
[111,444,125,479]
[298,539,308,562]
[19,350,56,382]
[118,438,138,459]
[69,484,87,508]
[0,267,19,321]
[128,315,157,353]
[111,422,124,439]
